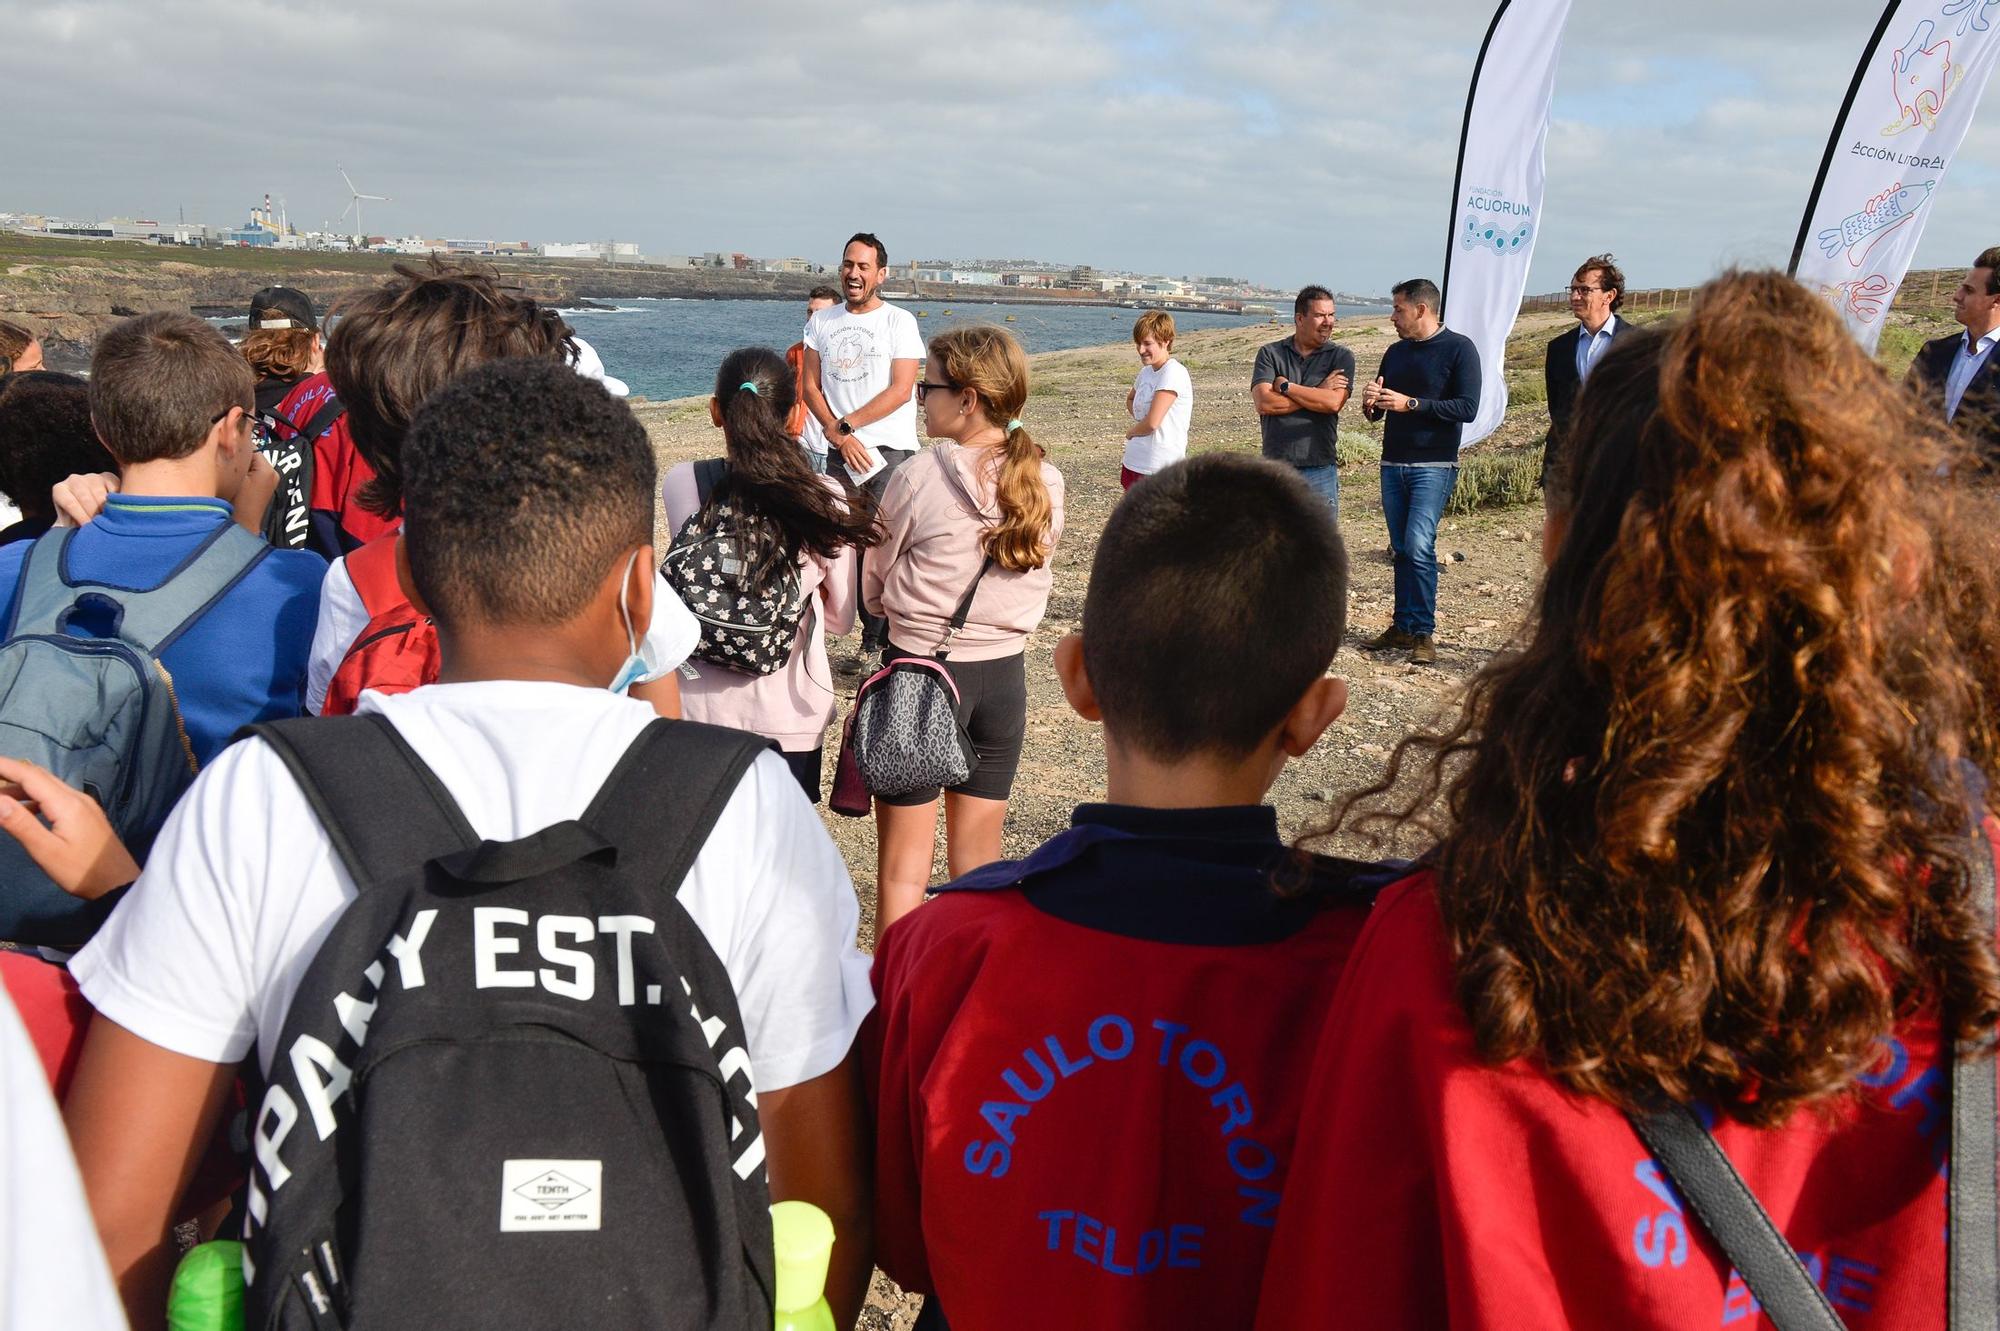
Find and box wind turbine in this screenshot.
[337,165,388,242]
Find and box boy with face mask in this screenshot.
[60,360,877,1329]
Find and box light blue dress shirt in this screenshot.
[1945,328,1999,422]
[1575,315,1619,384]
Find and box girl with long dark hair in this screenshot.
[662,346,880,801]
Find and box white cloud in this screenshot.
[4,0,1995,292]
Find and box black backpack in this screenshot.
[252,390,344,553]
[662,459,813,677]
[239,713,778,1329]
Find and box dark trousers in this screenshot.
[836,444,915,648]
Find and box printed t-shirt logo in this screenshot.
[824,326,875,383]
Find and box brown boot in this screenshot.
[1410,635,1437,665]
[1365,626,1417,651]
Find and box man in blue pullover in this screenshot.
[1360,278,1481,666]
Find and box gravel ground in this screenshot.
[631,311,1552,1325]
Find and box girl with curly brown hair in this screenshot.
[1255,271,2000,1331]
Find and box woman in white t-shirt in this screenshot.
[1121,310,1193,489]
[662,347,881,802]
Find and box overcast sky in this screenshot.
[7,0,1997,295]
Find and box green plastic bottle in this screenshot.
[166,1240,246,1331]
[771,1199,837,1331]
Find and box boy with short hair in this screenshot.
[303,262,695,715]
[866,453,1377,1330]
[0,313,323,763]
[63,360,875,1329]
[1121,310,1192,489]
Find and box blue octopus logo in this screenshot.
[1943,0,2000,34]
[1461,213,1534,255]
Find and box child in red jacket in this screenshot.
[866,454,1384,1330]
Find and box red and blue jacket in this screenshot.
[864,803,1390,1331]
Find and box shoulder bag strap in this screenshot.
[935,555,996,659]
[248,713,479,891]
[1624,1106,1847,1331]
[1951,829,1998,1329]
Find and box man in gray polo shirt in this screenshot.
[1251,285,1355,513]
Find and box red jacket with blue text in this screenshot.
[863,803,1386,1331]
[1254,833,2000,1331]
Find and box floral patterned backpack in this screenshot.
[662,459,811,676]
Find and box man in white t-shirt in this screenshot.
[802,232,924,654]
[61,360,877,1328]
[1121,309,1194,488]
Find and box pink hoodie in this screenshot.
[863,441,1066,662]
[661,463,857,751]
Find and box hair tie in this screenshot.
[1006,418,1022,432]
[738,380,760,396]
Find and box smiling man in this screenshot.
[801,232,924,658]
[1541,254,1630,506]
[1250,286,1355,513]
[1907,245,2000,467]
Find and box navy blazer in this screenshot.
[1907,331,2000,466]
[1542,317,1635,488]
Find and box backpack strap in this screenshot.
[693,458,728,507]
[11,522,267,653]
[249,713,478,890]
[1625,1107,1846,1331]
[578,719,775,897]
[1952,830,1998,1329]
[292,394,345,445]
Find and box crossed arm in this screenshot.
[1253,372,1350,417]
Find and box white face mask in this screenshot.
[608,551,649,693]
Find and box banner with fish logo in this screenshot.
[1440,0,1575,448]
[1790,0,2000,349]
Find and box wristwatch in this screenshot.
[1276,378,1291,396]
[1405,398,1420,413]
[836,419,854,436]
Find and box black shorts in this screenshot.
[782,745,824,805]
[874,643,1028,806]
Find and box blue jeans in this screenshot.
[803,446,828,475]
[1295,463,1340,513]
[1380,464,1458,637]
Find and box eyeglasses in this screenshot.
[210,404,249,426]
[1567,285,1607,296]
[916,379,961,396]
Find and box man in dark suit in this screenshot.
[1542,254,1633,510]
[1906,246,2000,467]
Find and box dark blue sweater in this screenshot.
[1369,328,1482,464]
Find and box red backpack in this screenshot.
[322,535,439,716]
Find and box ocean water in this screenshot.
[561,298,1298,401]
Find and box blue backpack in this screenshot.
[0,524,266,946]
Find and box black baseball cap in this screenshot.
[246,287,318,332]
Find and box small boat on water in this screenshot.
[917,310,929,317]
[1004,314,1017,322]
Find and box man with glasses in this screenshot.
[1542,255,1630,508]
[802,232,923,659]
